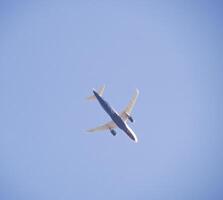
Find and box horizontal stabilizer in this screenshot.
[87,85,105,100]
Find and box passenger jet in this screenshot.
[87,85,139,143]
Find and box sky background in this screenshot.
[1,0,223,199]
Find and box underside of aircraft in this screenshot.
[86,85,139,142]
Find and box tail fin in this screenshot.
[87,85,105,100]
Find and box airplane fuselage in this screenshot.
[93,90,137,142]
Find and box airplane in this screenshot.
[87,85,139,143]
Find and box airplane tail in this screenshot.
[87,85,105,100]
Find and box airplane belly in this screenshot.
[88,87,138,143]
[111,114,138,142]
[111,114,126,129]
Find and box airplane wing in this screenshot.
[120,89,139,121]
[87,121,117,132]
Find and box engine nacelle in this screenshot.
[110,129,117,136]
[124,112,134,123]
[128,115,134,123]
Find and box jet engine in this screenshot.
[110,129,117,136]
[128,115,134,123]
[124,112,134,122]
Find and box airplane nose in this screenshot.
[130,134,138,143]
[125,128,138,143]
[133,136,138,143]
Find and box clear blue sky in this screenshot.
[1,1,223,199]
